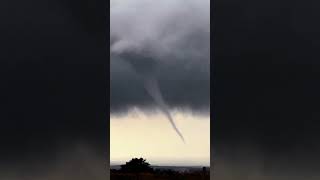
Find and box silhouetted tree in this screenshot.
[120,158,153,173]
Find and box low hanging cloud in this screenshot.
[110,0,210,114]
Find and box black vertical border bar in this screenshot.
[106,0,111,179]
[210,0,215,178]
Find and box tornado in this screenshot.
[143,76,186,143]
[115,52,186,143]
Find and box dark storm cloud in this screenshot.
[110,0,210,114]
[111,55,210,114]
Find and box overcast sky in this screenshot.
[110,0,210,166]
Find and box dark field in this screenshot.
[111,171,210,180]
[110,167,210,180]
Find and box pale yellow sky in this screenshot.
[110,108,210,166]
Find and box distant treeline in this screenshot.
[110,158,210,180]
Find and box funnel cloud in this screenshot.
[143,76,185,143]
[114,51,186,142]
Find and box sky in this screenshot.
[111,110,210,166]
[110,0,210,166]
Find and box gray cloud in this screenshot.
[110,56,210,114]
[110,0,210,114]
